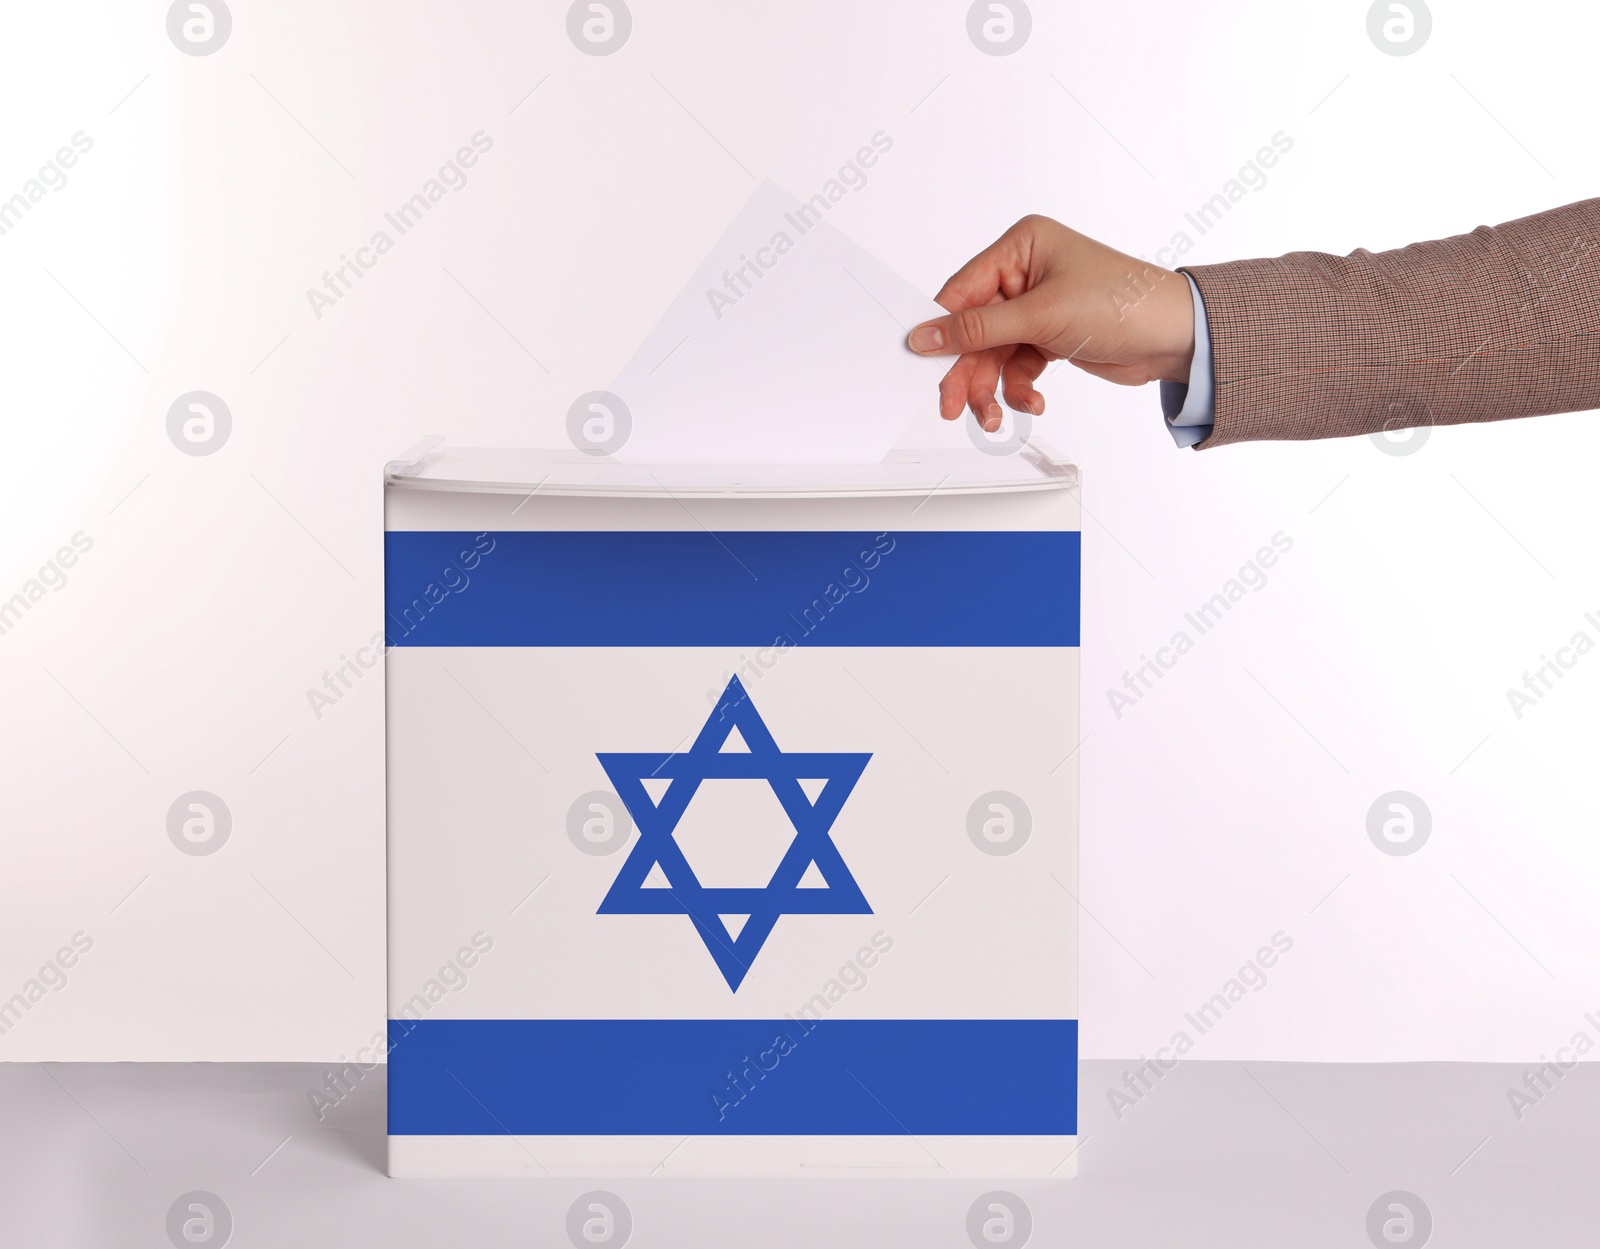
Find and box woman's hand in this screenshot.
[908,215,1197,430]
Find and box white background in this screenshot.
[0,0,1596,1063]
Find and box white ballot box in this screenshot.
[383,446,1081,1178]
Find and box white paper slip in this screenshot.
[605,180,947,464]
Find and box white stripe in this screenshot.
[388,646,1078,1020]
[388,1133,1079,1178]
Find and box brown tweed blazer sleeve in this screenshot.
[1180,198,1600,447]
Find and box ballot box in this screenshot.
[382,445,1081,1178]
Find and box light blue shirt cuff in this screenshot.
[1159,273,1214,448]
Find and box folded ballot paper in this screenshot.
[606,180,949,464]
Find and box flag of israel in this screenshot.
[383,449,1080,1178]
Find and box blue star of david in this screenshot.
[595,675,872,991]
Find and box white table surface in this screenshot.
[1,1058,1591,1246]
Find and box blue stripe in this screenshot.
[383,530,1079,647]
[386,1018,1077,1136]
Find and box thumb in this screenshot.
[906,292,1047,357]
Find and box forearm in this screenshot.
[1182,198,1600,447]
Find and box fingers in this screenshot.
[908,288,1046,357]
[966,348,1007,431]
[940,347,1039,427]
[918,217,1061,419]
[937,353,980,421]
[1001,345,1048,415]
[931,218,1036,314]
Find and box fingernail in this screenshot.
[985,404,1002,432]
[1027,395,1043,416]
[908,324,943,353]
